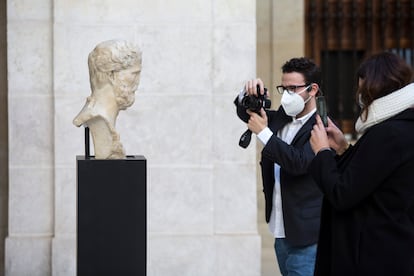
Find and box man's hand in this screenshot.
[245,78,266,97]
[247,108,268,134]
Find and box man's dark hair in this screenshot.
[281,57,321,86]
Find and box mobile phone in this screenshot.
[316,96,328,127]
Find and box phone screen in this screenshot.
[316,96,328,127]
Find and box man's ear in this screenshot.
[309,83,319,96]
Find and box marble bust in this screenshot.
[73,40,142,159]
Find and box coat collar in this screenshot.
[356,83,414,134]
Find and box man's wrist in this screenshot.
[238,87,247,103]
[257,127,272,145]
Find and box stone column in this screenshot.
[6,0,54,275]
[0,1,7,275]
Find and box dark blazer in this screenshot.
[309,109,414,276]
[235,97,323,247]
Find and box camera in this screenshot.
[241,87,271,113]
[239,85,271,148]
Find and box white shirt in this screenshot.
[257,109,316,238]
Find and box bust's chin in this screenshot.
[114,86,136,110]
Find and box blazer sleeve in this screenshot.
[261,117,316,176]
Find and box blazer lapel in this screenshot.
[291,113,317,145]
[268,106,292,132]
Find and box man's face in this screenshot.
[113,64,142,110]
[281,72,309,101]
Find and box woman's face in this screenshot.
[358,77,363,88]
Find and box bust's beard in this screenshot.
[114,84,136,110]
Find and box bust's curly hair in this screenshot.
[88,40,142,90]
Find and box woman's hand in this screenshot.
[324,117,349,155]
[310,115,330,154]
[311,115,349,155]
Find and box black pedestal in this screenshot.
[76,155,147,276]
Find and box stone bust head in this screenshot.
[73,39,142,159]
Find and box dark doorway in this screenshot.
[321,50,364,136]
[306,0,414,137]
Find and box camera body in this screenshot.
[238,86,271,148]
[241,87,271,113]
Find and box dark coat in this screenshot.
[235,97,323,247]
[309,109,414,276]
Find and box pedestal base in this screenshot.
[76,155,146,276]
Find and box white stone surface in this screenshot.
[7,0,51,21]
[8,96,54,166]
[149,166,214,234]
[214,164,257,234]
[8,167,53,234]
[51,235,76,276]
[5,237,51,276]
[149,235,260,276]
[215,235,261,276]
[53,168,76,234]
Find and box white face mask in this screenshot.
[281,86,312,116]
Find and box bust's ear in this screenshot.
[108,71,117,84]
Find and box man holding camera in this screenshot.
[235,57,323,276]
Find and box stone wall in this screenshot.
[0,1,7,275]
[7,0,260,275]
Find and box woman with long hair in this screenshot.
[309,52,414,276]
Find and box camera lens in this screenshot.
[242,95,261,112]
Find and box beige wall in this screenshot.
[256,1,305,275]
[257,0,305,104]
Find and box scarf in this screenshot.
[355,83,414,134]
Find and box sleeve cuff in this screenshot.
[257,127,273,145]
[237,87,247,103]
[317,147,332,155]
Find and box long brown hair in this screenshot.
[356,52,413,121]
